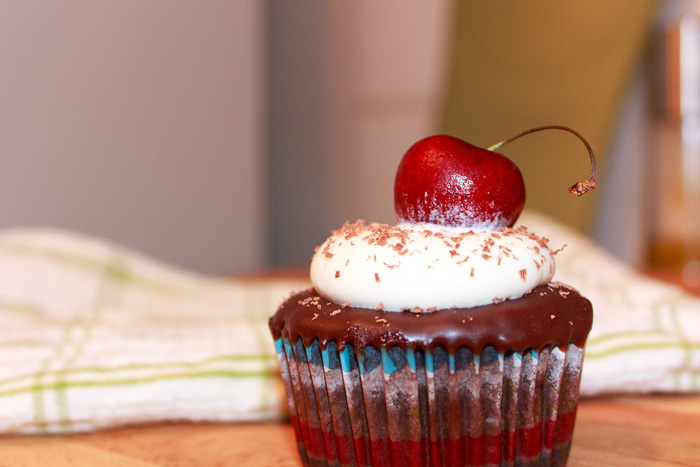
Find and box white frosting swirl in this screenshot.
[310,221,556,312]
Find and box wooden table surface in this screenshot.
[1,393,699,466]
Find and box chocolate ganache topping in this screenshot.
[269,282,592,355]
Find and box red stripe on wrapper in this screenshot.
[291,407,579,466]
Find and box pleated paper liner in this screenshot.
[274,336,585,467]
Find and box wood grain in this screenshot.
[571,395,700,466]
[1,395,698,466]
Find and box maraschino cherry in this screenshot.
[394,125,597,229]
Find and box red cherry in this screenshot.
[394,135,525,228]
[394,126,597,229]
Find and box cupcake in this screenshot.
[270,129,595,467]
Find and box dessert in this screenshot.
[269,126,595,467]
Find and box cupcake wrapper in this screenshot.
[274,337,584,467]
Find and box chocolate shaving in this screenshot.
[551,244,567,255]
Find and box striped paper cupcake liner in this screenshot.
[275,336,585,467]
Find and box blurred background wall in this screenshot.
[267,1,453,266]
[0,0,266,273]
[3,0,689,274]
[0,0,453,273]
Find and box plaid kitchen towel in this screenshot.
[0,228,308,434]
[520,211,700,397]
[0,214,699,434]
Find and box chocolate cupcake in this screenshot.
[270,131,595,466]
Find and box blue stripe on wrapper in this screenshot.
[321,345,331,368]
[425,350,434,373]
[283,338,293,356]
[381,347,396,374]
[407,347,417,372]
[274,337,283,354]
[340,345,352,373]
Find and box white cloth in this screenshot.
[0,228,307,434]
[520,211,700,396]
[0,214,698,434]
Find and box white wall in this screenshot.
[0,1,453,272]
[0,1,266,273]
[325,1,454,228]
[268,1,454,266]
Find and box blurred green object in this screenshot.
[440,1,659,233]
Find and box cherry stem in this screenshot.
[487,125,597,197]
